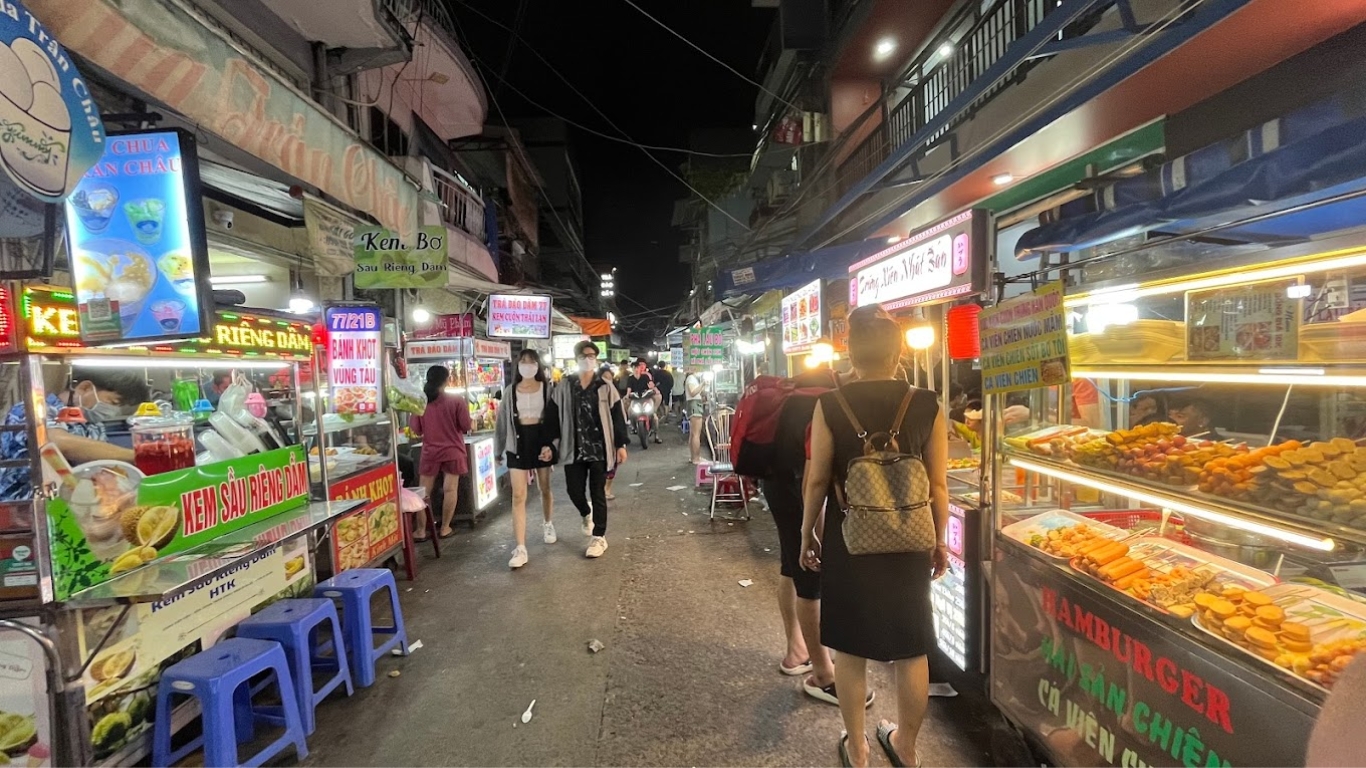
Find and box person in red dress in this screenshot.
[410,365,471,540]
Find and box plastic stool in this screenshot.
[236,598,353,735]
[314,569,408,688]
[151,637,307,768]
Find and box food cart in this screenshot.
[310,302,406,574]
[0,285,361,766]
[984,227,1366,765]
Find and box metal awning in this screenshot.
[715,237,885,298]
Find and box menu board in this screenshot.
[553,334,590,361]
[1186,278,1300,361]
[472,437,497,509]
[781,279,822,351]
[325,304,383,416]
[685,326,727,366]
[488,294,552,339]
[65,130,211,344]
[328,464,400,571]
[931,503,970,670]
[980,281,1069,395]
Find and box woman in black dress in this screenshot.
[800,306,949,768]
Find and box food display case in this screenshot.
[0,285,362,766]
[986,233,1366,767]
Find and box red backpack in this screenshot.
[731,372,837,477]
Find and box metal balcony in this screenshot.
[433,166,486,241]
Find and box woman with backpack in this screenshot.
[800,305,949,768]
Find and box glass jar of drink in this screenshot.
[129,410,196,476]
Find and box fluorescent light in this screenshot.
[70,356,291,370]
[1009,457,1336,552]
[875,38,897,60]
[209,275,270,286]
[1286,284,1313,299]
[1071,368,1366,387]
[992,172,1014,185]
[1084,302,1137,334]
[938,42,954,57]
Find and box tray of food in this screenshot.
[1191,582,1366,692]
[1003,426,1102,458]
[947,456,980,471]
[1002,510,1128,559]
[1071,537,1276,616]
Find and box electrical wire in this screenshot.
[616,0,801,113]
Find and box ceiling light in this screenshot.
[209,275,270,287]
[1286,284,1313,299]
[992,172,1014,185]
[938,42,954,57]
[288,290,314,314]
[411,306,431,324]
[874,38,897,60]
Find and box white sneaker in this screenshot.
[543,522,558,544]
[508,545,528,569]
[581,515,593,537]
[585,536,608,558]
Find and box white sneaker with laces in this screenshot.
[543,521,557,544]
[585,536,608,558]
[581,515,593,537]
[508,545,528,569]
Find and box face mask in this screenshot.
[576,358,595,374]
[88,401,124,422]
[518,363,540,380]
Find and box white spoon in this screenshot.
[521,699,536,723]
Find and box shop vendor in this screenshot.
[0,369,147,501]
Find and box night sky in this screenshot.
[445,0,771,328]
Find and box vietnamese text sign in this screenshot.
[670,346,684,368]
[553,334,589,361]
[849,209,987,310]
[489,294,551,339]
[980,282,1069,395]
[1186,278,1299,361]
[684,326,727,367]
[405,337,465,361]
[473,437,497,509]
[353,225,447,289]
[413,312,474,339]
[303,196,358,277]
[326,304,383,415]
[782,279,822,352]
[328,463,399,571]
[473,338,511,359]
[931,503,972,670]
[66,130,211,344]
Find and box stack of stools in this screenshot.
[150,568,409,766]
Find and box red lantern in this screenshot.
[946,304,982,360]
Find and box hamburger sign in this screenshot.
[0,0,104,202]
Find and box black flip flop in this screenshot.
[876,721,919,768]
[438,529,455,539]
[838,733,855,768]
[412,533,430,543]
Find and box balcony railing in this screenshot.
[433,166,486,241]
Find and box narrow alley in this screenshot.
[304,430,1005,767]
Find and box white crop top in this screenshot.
[516,385,545,421]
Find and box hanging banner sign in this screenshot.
[488,294,552,339]
[473,338,511,359]
[0,0,106,203]
[353,225,447,289]
[405,338,464,361]
[553,334,589,361]
[684,326,727,367]
[302,196,359,277]
[412,312,474,339]
[849,209,988,310]
[979,281,1069,395]
[325,304,383,415]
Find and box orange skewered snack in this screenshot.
[1027,523,1111,559]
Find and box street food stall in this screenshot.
[985,228,1366,766]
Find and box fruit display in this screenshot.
[1070,423,1251,486]
[1196,438,1366,530]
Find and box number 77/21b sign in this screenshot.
[324,304,383,415]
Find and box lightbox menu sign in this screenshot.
[488,294,551,339]
[65,129,211,344]
[781,279,822,352]
[473,338,511,359]
[325,304,383,416]
[849,209,988,311]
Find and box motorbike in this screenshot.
[627,391,656,450]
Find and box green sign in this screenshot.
[353,225,449,289]
[685,326,727,367]
[49,446,311,600]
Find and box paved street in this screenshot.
[305,426,1010,767]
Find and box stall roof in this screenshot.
[714,238,884,298]
[200,161,306,222]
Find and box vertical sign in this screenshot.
[325,304,383,415]
[979,281,1069,395]
[473,438,497,509]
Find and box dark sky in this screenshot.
[445,0,771,325]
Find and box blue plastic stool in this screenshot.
[151,637,307,768]
[314,569,409,688]
[236,598,353,735]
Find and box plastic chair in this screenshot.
[151,637,307,768]
[236,598,354,735]
[706,407,750,520]
[314,569,409,688]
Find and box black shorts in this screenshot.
[506,422,556,470]
[761,471,820,600]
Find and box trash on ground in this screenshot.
[666,485,686,491]
[738,579,754,587]
[630,483,644,487]
[521,699,536,723]
[408,639,424,653]
[764,548,771,552]
[388,670,401,678]
[588,639,606,653]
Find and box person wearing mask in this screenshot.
[497,350,561,569]
[553,341,629,558]
[600,367,627,501]
[0,369,147,501]
[627,359,662,445]
[685,368,707,464]
[410,366,472,540]
[801,307,949,768]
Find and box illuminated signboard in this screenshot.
[324,304,383,416]
[930,503,970,670]
[781,279,822,352]
[848,209,988,311]
[20,286,313,359]
[488,294,552,339]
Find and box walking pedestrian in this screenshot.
[552,341,630,558]
[685,368,707,464]
[800,306,949,768]
[410,365,472,541]
[497,350,561,569]
[600,367,627,500]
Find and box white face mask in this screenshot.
[79,385,123,422]
[518,363,540,380]
[576,358,595,374]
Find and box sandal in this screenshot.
[839,733,868,768]
[438,528,455,539]
[412,532,430,543]
[876,720,920,768]
[779,659,812,676]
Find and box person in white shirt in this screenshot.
[685,370,707,464]
[495,350,560,569]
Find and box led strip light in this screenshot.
[69,356,292,370]
[1008,456,1337,552]
[1070,367,1366,387]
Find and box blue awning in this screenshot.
[1015,94,1366,258]
[716,237,887,297]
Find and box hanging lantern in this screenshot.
[946,304,982,360]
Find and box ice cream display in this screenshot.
[155,252,195,295]
[68,185,117,232]
[123,199,164,245]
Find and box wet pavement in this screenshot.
[304,425,1013,766]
